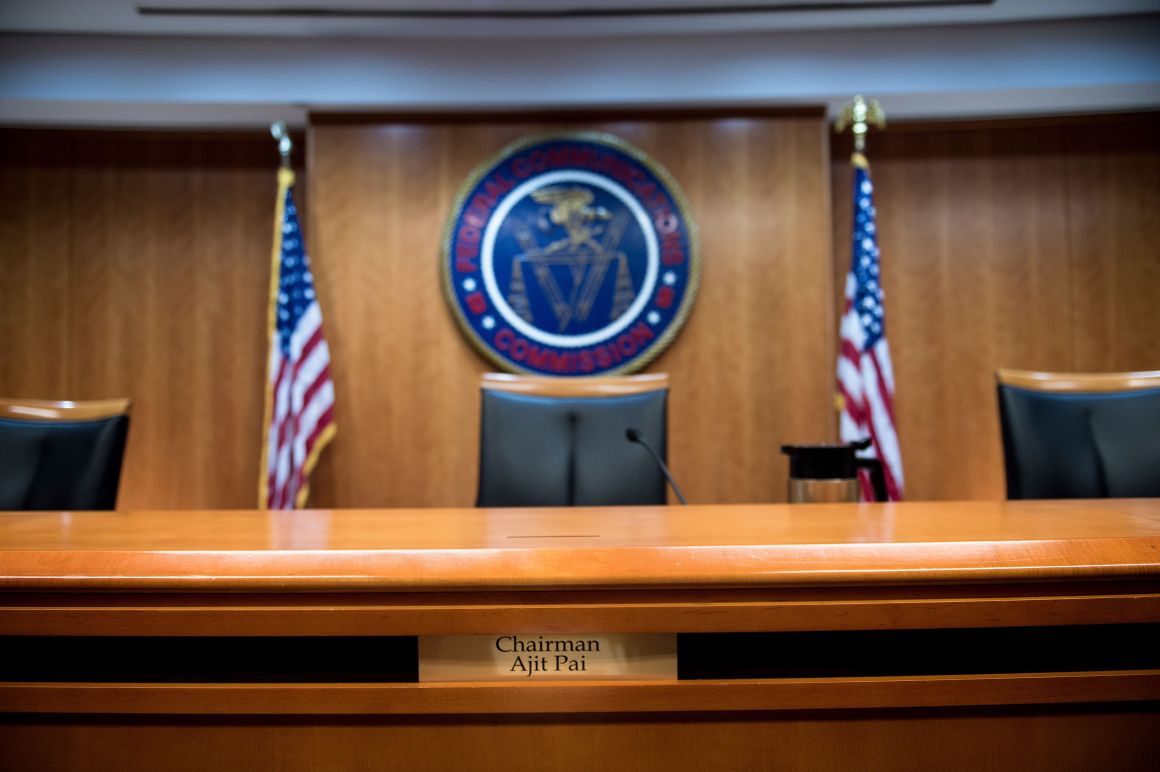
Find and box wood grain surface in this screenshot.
[5,588,1158,637]
[831,113,1160,502]
[305,114,835,508]
[3,708,1157,772]
[1,500,1158,592]
[480,372,669,396]
[4,672,1159,715]
[2,113,1156,511]
[3,501,1158,770]
[0,130,278,510]
[0,396,130,420]
[996,368,1160,392]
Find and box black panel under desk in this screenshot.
[2,625,1157,683]
[0,636,419,683]
[677,625,1160,679]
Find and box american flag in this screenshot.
[836,155,903,501]
[260,168,337,509]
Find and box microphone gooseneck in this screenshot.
[625,427,687,505]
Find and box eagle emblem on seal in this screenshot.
[442,133,700,376]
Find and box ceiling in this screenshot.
[1,0,1155,37]
[1,0,1158,126]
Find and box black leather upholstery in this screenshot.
[0,414,130,510]
[477,388,668,507]
[997,384,1160,499]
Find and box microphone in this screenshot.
[626,427,687,505]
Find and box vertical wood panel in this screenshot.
[1,131,274,509]
[3,113,1155,510]
[831,114,1160,502]
[1066,120,1160,371]
[307,114,834,507]
[0,136,72,397]
[4,709,1160,772]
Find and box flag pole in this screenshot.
[833,95,886,418]
[260,121,338,510]
[832,96,904,501]
[259,123,294,508]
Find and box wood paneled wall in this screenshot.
[305,113,836,507]
[3,112,1156,508]
[831,114,1160,501]
[0,131,277,509]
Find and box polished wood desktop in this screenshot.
[2,500,1159,770]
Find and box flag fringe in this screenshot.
[293,421,338,509]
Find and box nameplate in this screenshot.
[419,633,677,682]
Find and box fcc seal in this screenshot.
[442,132,699,376]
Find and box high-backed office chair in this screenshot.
[477,373,671,507]
[0,398,131,510]
[996,369,1160,499]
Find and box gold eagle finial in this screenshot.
[835,96,886,153]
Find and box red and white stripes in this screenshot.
[264,301,336,509]
[837,276,903,500]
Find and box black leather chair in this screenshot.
[996,369,1160,499]
[0,398,131,510]
[477,373,671,507]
